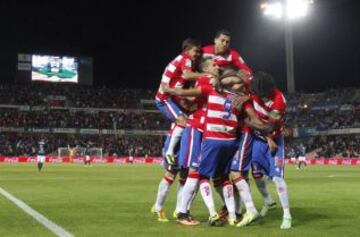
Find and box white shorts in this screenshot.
[299,156,306,162]
[37,155,45,163]
[85,155,91,161]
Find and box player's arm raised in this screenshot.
[231,50,253,84]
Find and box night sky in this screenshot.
[0,0,359,93]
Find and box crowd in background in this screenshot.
[0,83,153,108]
[0,133,165,157]
[0,109,169,130]
[0,83,359,157]
[286,110,360,129]
[286,135,360,158]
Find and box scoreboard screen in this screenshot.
[32,55,78,83]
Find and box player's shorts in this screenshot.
[161,133,180,173]
[37,155,45,163]
[299,156,306,162]
[231,132,254,173]
[198,138,238,178]
[179,126,202,169]
[155,99,183,121]
[251,136,285,179]
[85,155,90,161]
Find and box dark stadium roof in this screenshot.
[0,0,359,92]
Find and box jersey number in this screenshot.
[223,99,232,119]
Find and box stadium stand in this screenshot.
[0,84,359,157]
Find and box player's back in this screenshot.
[252,88,287,138]
[155,53,193,102]
[203,87,240,140]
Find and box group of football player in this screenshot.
[151,29,292,229]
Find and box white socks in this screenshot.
[199,180,217,216]
[179,173,199,214]
[273,177,291,219]
[234,187,243,214]
[175,180,185,213]
[233,178,258,214]
[222,181,236,220]
[255,178,275,205]
[154,176,173,211]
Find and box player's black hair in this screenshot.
[215,29,231,38]
[182,38,201,51]
[249,71,276,98]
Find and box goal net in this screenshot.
[58,147,103,159]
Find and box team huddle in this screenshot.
[151,29,292,229]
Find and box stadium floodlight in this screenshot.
[261,2,283,19]
[261,0,313,20]
[286,0,313,19]
[260,0,313,93]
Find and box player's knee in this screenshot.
[165,171,177,180]
[231,173,248,185]
[230,171,241,181]
[163,172,176,185]
[231,171,248,182]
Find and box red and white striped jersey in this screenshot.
[186,76,213,132]
[201,86,240,140]
[202,45,252,73]
[239,100,255,133]
[155,53,193,102]
[251,88,287,138]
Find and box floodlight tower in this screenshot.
[261,0,313,94]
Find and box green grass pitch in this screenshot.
[0,163,359,237]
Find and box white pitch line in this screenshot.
[0,187,74,237]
